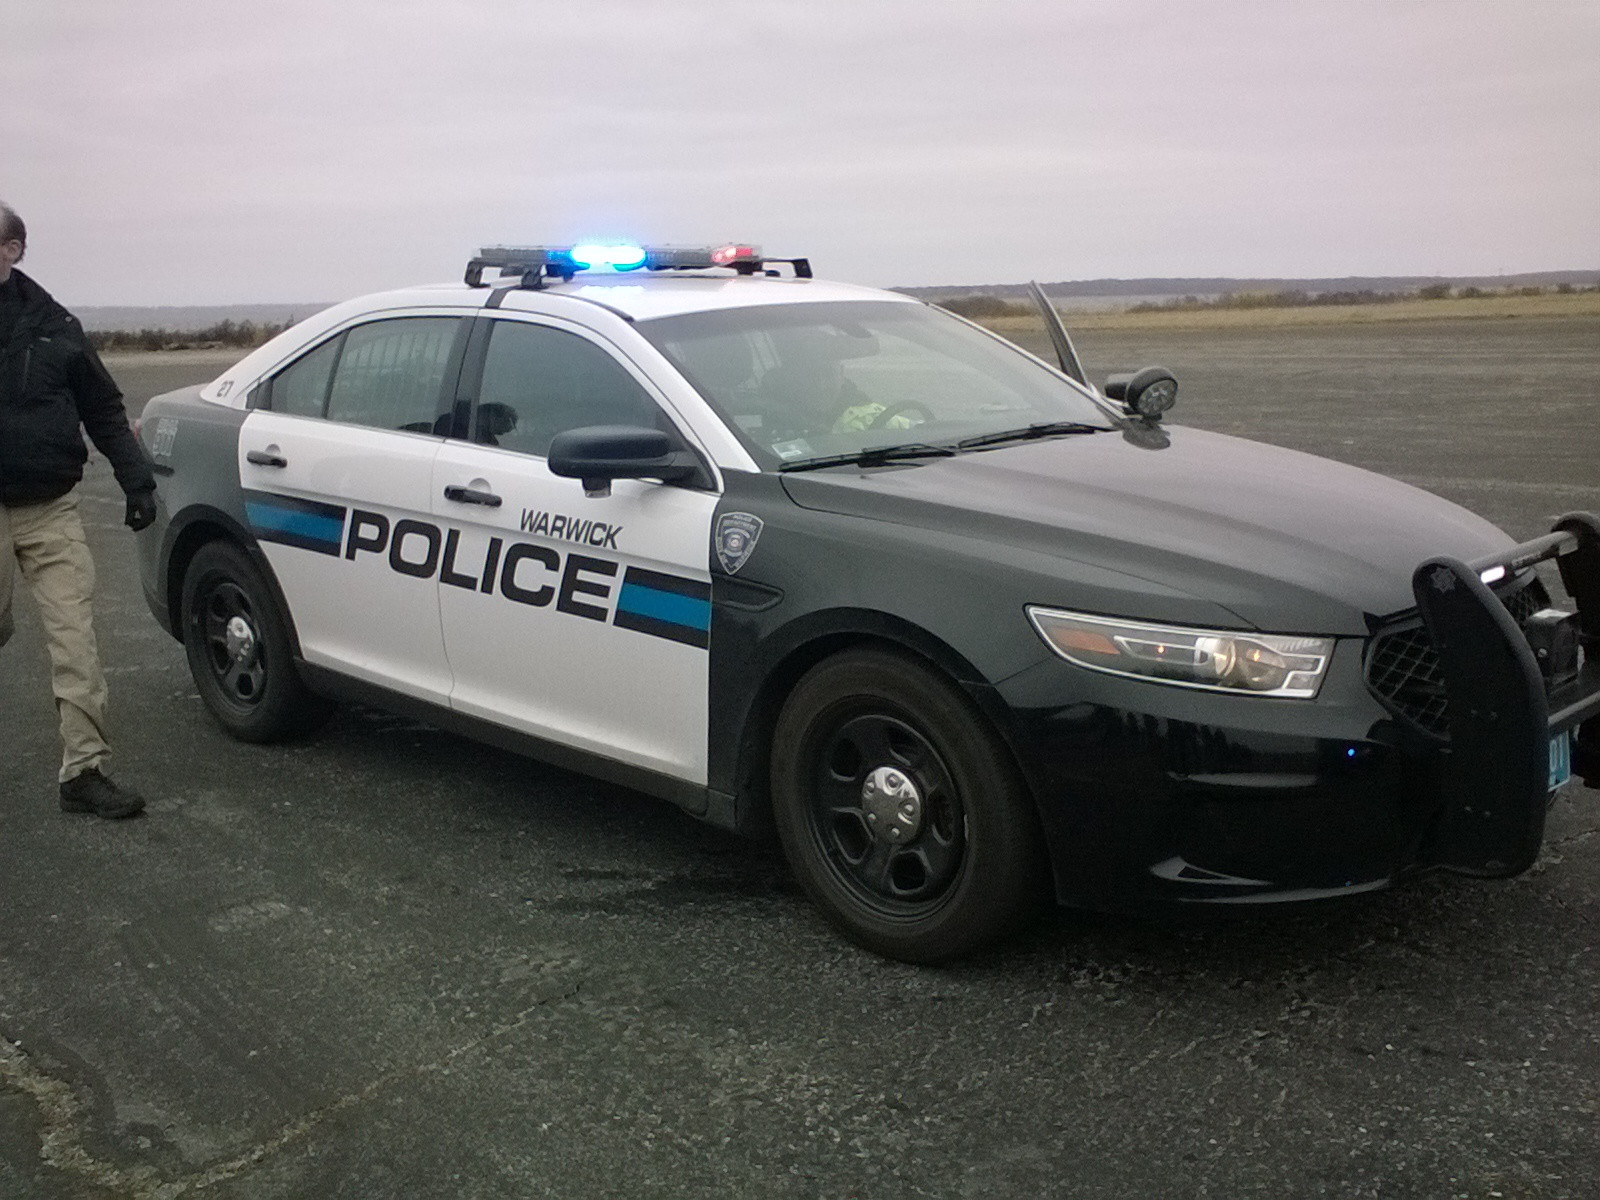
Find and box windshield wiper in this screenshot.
[778,442,957,473]
[955,421,1104,451]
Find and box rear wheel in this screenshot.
[181,541,332,741]
[771,647,1046,963]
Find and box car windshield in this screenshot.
[638,300,1114,469]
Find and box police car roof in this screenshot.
[201,274,920,404]
[502,272,916,321]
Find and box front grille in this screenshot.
[1367,625,1448,736]
[1503,584,1546,626]
[1364,577,1551,739]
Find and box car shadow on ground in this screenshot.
[293,700,1568,1001]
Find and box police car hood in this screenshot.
[779,424,1513,635]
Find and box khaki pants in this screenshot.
[0,491,112,782]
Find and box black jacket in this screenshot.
[0,270,155,504]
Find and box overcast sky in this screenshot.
[6,0,1597,305]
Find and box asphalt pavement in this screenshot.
[2,320,1597,1199]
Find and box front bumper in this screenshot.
[995,512,1600,912]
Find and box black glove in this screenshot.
[125,490,157,532]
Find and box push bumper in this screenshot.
[1411,511,1600,876]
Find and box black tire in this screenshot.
[771,647,1047,963]
[180,540,332,742]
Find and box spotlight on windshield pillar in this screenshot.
[1105,366,1179,421]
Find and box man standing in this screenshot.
[1,201,156,818]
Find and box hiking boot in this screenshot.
[59,769,146,819]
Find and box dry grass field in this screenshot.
[982,287,1600,333]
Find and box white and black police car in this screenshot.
[135,242,1599,962]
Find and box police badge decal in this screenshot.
[715,512,764,575]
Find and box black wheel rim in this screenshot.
[806,709,967,916]
[194,579,267,710]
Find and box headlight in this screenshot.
[1027,607,1334,699]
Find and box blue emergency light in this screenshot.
[568,243,649,271]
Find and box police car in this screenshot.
[134,243,1599,962]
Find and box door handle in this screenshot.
[444,484,503,508]
[246,450,288,468]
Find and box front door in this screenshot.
[432,316,716,784]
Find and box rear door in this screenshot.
[431,314,717,783]
[239,314,468,704]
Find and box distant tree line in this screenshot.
[934,281,1595,320]
[1125,281,1595,314]
[87,318,296,353]
[936,294,1037,319]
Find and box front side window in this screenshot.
[473,321,663,457]
[324,317,461,433]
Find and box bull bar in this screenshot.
[1411,511,1600,877]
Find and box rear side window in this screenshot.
[474,321,662,457]
[325,317,462,432]
[268,336,340,418]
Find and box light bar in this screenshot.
[470,241,758,275]
[464,243,813,287]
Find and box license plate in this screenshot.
[1549,731,1572,792]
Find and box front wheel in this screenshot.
[771,648,1047,963]
[181,541,332,741]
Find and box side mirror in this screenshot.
[547,425,701,498]
[1103,366,1178,421]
